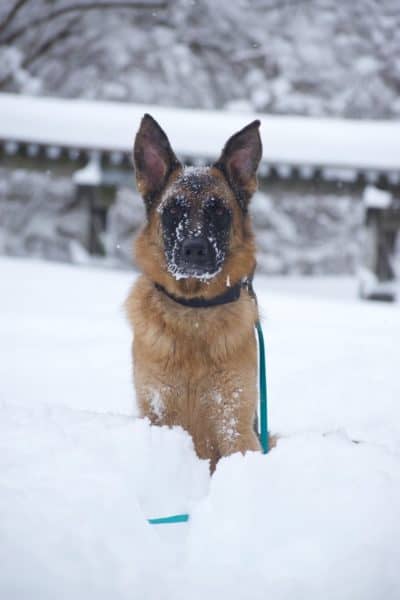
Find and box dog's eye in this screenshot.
[164,197,188,218]
[204,198,229,220]
[165,203,182,218]
[206,202,230,224]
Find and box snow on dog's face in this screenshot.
[133,114,262,296]
[157,168,232,280]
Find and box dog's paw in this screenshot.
[267,433,278,450]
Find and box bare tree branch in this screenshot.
[0,0,30,37]
[23,16,81,68]
[1,1,168,44]
[0,15,81,90]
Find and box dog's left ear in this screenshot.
[214,120,262,210]
[133,114,181,207]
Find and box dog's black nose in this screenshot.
[181,238,211,265]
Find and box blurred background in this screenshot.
[0,0,399,299]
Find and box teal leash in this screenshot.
[148,514,189,525]
[256,320,269,454]
[148,320,269,525]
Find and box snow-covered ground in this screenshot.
[1,257,400,599]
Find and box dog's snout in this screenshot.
[181,238,210,265]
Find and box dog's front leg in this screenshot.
[217,424,261,459]
[212,386,261,460]
[135,376,180,428]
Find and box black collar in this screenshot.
[154,281,243,308]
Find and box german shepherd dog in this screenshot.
[126,114,264,472]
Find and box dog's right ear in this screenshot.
[133,114,180,206]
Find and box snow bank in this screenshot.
[186,436,400,600]
[0,404,209,599]
[1,257,400,599]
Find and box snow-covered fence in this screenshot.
[1,93,399,276]
[1,93,400,183]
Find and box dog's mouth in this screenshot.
[171,264,222,281]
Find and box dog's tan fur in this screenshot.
[126,116,264,471]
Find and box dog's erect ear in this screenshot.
[214,120,262,210]
[133,114,180,205]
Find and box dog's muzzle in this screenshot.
[180,238,213,270]
[174,237,218,276]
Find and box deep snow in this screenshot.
[1,257,400,599]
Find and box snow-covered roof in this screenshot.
[0,92,399,174]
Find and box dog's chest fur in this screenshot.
[126,275,259,464]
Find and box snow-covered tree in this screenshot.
[1,0,399,117]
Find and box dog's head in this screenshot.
[133,114,262,297]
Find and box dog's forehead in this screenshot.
[162,166,230,205]
[176,166,219,192]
